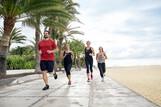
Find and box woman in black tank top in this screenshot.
[85,41,95,82]
[63,44,73,85]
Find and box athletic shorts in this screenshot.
[40,60,54,73]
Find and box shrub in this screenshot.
[7,55,36,70]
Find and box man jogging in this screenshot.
[38,30,57,90]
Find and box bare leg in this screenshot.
[87,73,90,82]
[42,71,48,85]
[67,75,71,81]
[67,75,71,85]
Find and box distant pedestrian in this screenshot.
[84,41,95,82]
[38,30,57,90]
[63,44,73,85]
[96,46,107,82]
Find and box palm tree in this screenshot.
[9,28,27,49]
[22,1,75,72]
[0,0,67,77]
[41,0,81,71]
[0,27,27,50]
[22,14,42,72]
[63,25,84,42]
[69,39,85,67]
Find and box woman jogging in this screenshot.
[96,46,107,82]
[84,41,95,82]
[63,44,73,85]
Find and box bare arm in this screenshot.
[62,51,66,59]
[91,47,95,56]
[104,52,108,59]
[38,42,42,55]
[96,53,98,61]
[47,39,57,54]
[47,48,58,54]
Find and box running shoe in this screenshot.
[91,74,93,80]
[87,78,90,82]
[42,84,49,90]
[53,73,58,79]
[68,81,71,85]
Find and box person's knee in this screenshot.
[42,71,47,75]
[66,71,70,76]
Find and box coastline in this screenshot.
[108,65,161,106]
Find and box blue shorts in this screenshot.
[40,60,54,73]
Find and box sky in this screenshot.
[1,0,161,60]
[73,0,161,59]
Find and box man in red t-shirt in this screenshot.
[38,30,57,90]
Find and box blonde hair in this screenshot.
[64,44,70,50]
[99,46,104,52]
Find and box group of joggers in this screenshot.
[38,31,107,90]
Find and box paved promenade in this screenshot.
[0,69,159,107]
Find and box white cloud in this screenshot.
[75,0,161,60]
[1,0,161,60]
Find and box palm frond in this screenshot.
[67,30,84,36]
[10,27,27,44]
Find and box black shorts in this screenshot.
[40,60,54,73]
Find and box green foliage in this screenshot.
[68,39,85,67]
[10,46,35,56]
[54,51,59,61]
[0,27,27,49]
[9,27,27,47]
[7,55,36,69]
[69,39,85,57]
[7,45,35,69]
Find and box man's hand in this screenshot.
[47,50,53,54]
[39,50,42,54]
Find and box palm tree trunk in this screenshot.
[0,43,8,77]
[35,30,41,73]
[0,17,15,77]
[57,37,64,71]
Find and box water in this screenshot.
[100,58,161,67]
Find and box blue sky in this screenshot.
[0,0,161,60]
[73,0,161,59]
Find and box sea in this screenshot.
[94,58,161,67]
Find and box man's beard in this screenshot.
[44,35,48,39]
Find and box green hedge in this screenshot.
[7,55,36,70]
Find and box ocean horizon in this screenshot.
[95,58,161,67]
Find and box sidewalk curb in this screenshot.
[10,74,42,85]
[0,73,41,86]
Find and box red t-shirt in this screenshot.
[38,39,56,61]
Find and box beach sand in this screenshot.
[108,65,161,106]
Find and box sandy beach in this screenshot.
[108,65,161,106]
